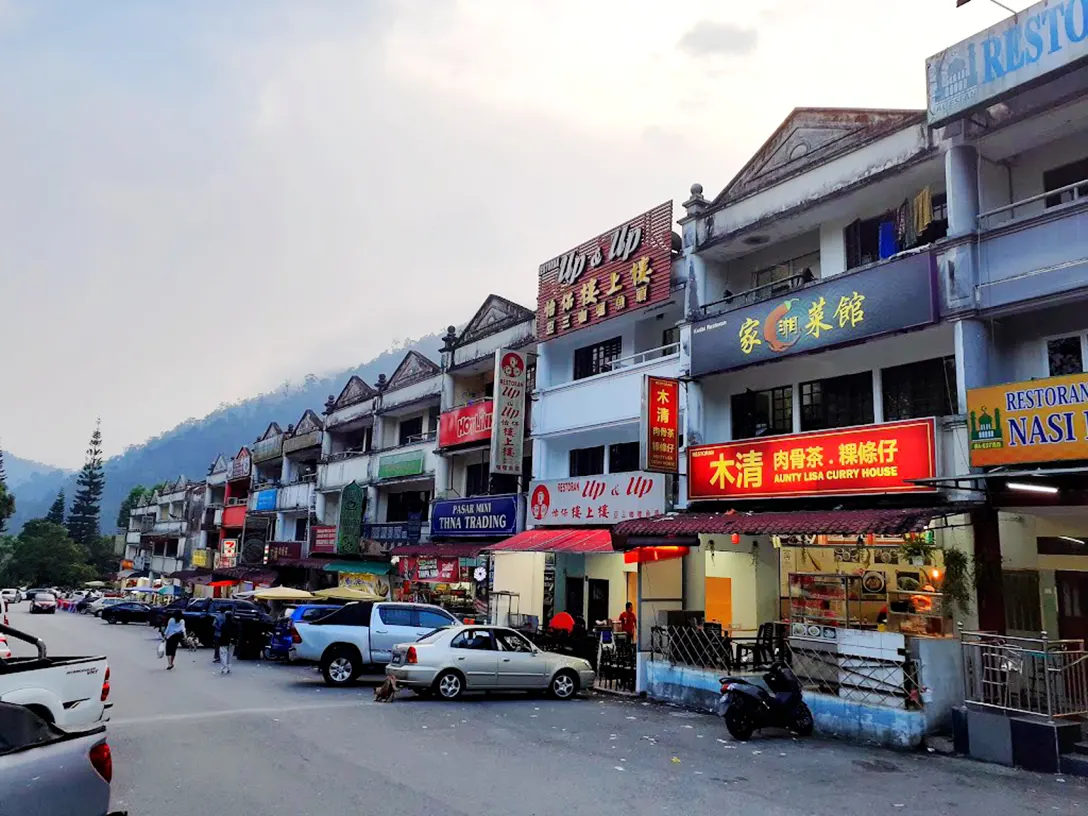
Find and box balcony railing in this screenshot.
[321,447,372,465]
[606,342,680,372]
[700,270,815,319]
[978,175,1088,229]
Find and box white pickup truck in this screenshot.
[290,602,458,686]
[0,623,111,730]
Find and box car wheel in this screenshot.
[549,670,579,700]
[434,669,465,700]
[321,646,359,687]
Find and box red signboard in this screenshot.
[403,556,460,583]
[537,202,673,339]
[642,375,680,473]
[266,541,303,562]
[311,525,337,554]
[687,419,938,501]
[439,400,493,448]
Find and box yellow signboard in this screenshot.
[966,372,1088,466]
[191,549,210,568]
[339,573,390,599]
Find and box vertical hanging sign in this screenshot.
[490,348,527,475]
[641,375,680,473]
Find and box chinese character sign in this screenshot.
[687,419,937,500]
[528,472,666,526]
[490,349,527,475]
[690,252,937,377]
[537,202,673,339]
[642,375,680,473]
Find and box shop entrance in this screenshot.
[1057,571,1088,642]
[565,579,584,624]
[587,578,609,625]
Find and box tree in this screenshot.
[67,421,105,550]
[46,490,66,524]
[3,520,95,588]
[116,485,147,531]
[0,446,11,535]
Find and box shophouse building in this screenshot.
[190,454,229,571]
[219,447,252,568]
[125,476,194,582]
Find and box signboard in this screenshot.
[337,482,365,555]
[528,472,666,526]
[312,525,337,554]
[339,573,390,599]
[690,252,937,377]
[191,549,209,568]
[266,541,303,562]
[439,400,493,448]
[254,489,277,512]
[219,539,238,569]
[409,556,460,583]
[537,202,673,339]
[641,375,680,473]
[431,495,519,538]
[687,419,938,501]
[378,450,426,479]
[228,448,251,481]
[241,516,271,565]
[927,0,1088,126]
[490,349,527,476]
[966,372,1088,466]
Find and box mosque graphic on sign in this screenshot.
[928,42,980,117]
[969,406,1004,452]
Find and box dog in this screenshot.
[374,675,399,703]
[182,633,200,652]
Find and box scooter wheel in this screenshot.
[724,706,754,741]
[791,702,814,737]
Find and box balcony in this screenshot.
[363,521,430,544]
[277,480,315,512]
[247,488,279,513]
[533,343,682,437]
[374,438,438,482]
[976,183,1088,312]
[125,530,142,545]
[202,506,224,531]
[150,520,186,536]
[318,449,373,491]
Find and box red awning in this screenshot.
[611,507,962,550]
[486,528,613,554]
[390,543,486,558]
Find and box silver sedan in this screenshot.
[386,625,595,701]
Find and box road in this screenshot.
[6,604,1083,816]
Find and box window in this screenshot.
[466,461,490,496]
[882,357,957,421]
[398,416,424,445]
[294,518,307,541]
[731,386,793,439]
[484,381,495,398]
[800,371,874,431]
[569,446,605,477]
[1048,336,1084,376]
[451,629,496,650]
[496,629,534,652]
[1003,571,1042,633]
[1044,157,1088,208]
[608,442,641,473]
[377,606,414,626]
[417,609,456,629]
[314,602,373,627]
[300,607,335,622]
[573,336,622,380]
[662,326,680,350]
[387,490,429,522]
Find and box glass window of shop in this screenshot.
[881,357,957,421]
[732,386,793,439]
[800,371,873,431]
[1047,335,1084,376]
[569,446,605,477]
[608,442,641,473]
[387,490,430,522]
[573,336,622,380]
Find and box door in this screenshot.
[1057,571,1088,642]
[565,579,585,625]
[494,628,548,688]
[587,579,609,625]
[371,604,418,663]
[449,628,498,688]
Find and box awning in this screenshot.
[271,557,336,569]
[486,528,613,554]
[611,507,962,551]
[322,560,393,575]
[910,465,1088,485]
[212,567,277,585]
[167,568,213,581]
[390,543,486,558]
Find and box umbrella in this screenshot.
[84,581,107,588]
[253,587,315,601]
[313,587,383,601]
[158,585,183,596]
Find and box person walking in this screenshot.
[212,608,225,663]
[219,610,237,675]
[163,611,186,671]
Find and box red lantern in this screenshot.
[731,533,740,545]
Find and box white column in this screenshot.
[683,251,709,319]
[946,143,979,239]
[955,318,992,414]
[872,369,884,423]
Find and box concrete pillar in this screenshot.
[970,507,1006,633]
[954,318,992,416]
[683,550,706,612]
[680,378,704,509]
[433,452,449,500]
[946,143,979,238]
[314,492,326,530]
[684,252,708,321]
[440,372,455,412]
[535,341,552,391]
[365,485,379,523]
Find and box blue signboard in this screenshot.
[254,489,277,512]
[431,496,519,538]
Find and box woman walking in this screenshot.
[163,610,186,670]
[219,610,237,675]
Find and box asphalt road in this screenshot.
[6,604,1084,816]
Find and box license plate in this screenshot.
[391,655,402,665]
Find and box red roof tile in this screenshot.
[486,528,613,554]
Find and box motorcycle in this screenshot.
[718,661,813,741]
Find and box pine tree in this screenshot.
[67,421,105,550]
[0,445,11,535]
[46,490,65,524]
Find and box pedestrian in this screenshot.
[220,610,237,675]
[212,607,225,663]
[163,611,186,671]
[619,601,637,641]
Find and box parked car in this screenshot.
[290,601,458,687]
[75,594,101,614]
[101,603,152,626]
[1,589,20,604]
[29,593,57,615]
[22,589,48,603]
[386,625,594,700]
[146,599,193,629]
[0,702,126,815]
[183,598,273,655]
[265,604,340,661]
[0,622,111,729]
[87,598,125,618]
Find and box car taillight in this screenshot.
[406,646,418,665]
[290,625,302,644]
[89,742,113,783]
[720,683,731,693]
[101,667,111,702]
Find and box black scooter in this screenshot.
[718,661,813,741]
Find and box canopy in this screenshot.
[313,587,383,601]
[485,528,613,554]
[83,581,107,588]
[158,585,183,596]
[322,560,392,575]
[252,586,315,601]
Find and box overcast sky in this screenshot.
[0,0,1011,467]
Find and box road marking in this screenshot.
[109,700,365,727]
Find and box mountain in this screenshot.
[7,333,445,535]
[1,453,73,493]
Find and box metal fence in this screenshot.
[650,625,734,671]
[961,630,1088,720]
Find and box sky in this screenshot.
[0,0,1014,467]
